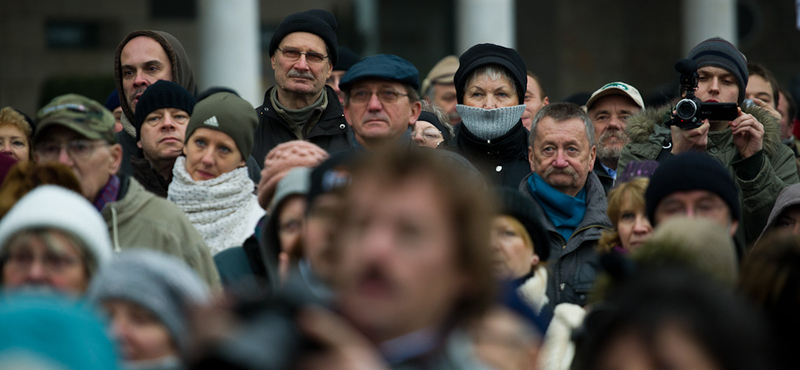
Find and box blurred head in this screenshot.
[332,148,494,341]
[33,94,121,201]
[0,107,33,162]
[777,89,796,140]
[0,186,112,295]
[528,102,596,197]
[646,152,739,237]
[470,305,541,370]
[521,72,548,130]
[412,102,453,148]
[422,55,460,125]
[746,62,779,109]
[0,161,82,219]
[491,216,538,279]
[326,46,359,104]
[573,267,771,370]
[86,250,210,363]
[602,177,653,251]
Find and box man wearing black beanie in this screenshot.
[132,80,196,197]
[252,9,352,168]
[619,37,798,246]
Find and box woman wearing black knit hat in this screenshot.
[448,43,531,188]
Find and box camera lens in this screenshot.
[675,99,697,120]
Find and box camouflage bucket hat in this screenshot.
[34,94,116,144]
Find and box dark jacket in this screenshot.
[113,30,197,177]
[618,105,799,246]
[518,171,612,306]
[449,121,531,189]
[592,161,614,195]
[251,86,352,166]
[131,156,170,198]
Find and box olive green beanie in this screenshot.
[186,92,258,158]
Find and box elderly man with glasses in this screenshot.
[339,54,422,151]
[33,94,220,289]
[253,9,353,166]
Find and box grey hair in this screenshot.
[464,65,517,98]
[529,102,595,148]
[419,100,455,138]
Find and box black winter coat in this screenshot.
[448,121,531,189]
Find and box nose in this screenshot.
[133,70,149,87]
[367,92,383,111]
[57,146,74,166]
[633,215,652,234]
[413,131,425,144]
[0,143,10,154]
[708,77,720,93]
[484,94,497,109]
[552,149,569,168]
[608,115,624,130]
[162,114,176,130]
[200,148,215,166]
[110,315,130,340]
[793,223,800,236]
[24,258,49,283]
[294,54,311,71]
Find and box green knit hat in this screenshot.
[186,92,257,159]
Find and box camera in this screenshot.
[668,59,739,130]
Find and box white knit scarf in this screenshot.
[168,156,259,255]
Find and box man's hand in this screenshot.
[671,120,710,155]
[748,97,782,121]
[731,107,764,159]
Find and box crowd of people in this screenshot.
[1,8,800,370]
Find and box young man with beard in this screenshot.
[585,82,645,194]
[618,37,799,246]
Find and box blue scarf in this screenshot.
[527,173,586,241]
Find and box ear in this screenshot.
[528,146,536,172]
[530,253,540,267]
[408,101,422,126]
[136,140,142,149]
[589,145,596,169]
[729,219,739,237]
[109,144,123,176]
[270,54,277,71]
[324,62,332,80]
[182,145,188,156]
[543,96,550,106]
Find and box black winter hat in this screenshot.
[334,46,359,71]
[269,9,339,67]
[306,151,361,208]
[686,37,748,104]
[134,80,196,141]
[495,188,550,262]
[645,151,741,225]
[454,43,527,105]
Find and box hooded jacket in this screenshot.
[757,183,800,244]
[618,105,799,245]
[449,121,531,189]
[100,175,220,290]
[113,30,197,176]
[518,172,612,306]
[252,85,352,166]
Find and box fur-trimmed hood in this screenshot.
[625,104,783,156]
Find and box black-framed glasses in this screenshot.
[35,139,107,161]
[278,48,329,64]
[349,89,409,105]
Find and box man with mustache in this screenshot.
[585,82,645,194]
[618,37,799,246]
[252,10,352,166]
[130,80,195,197]
[339,54,422,151]
[114,30,196,178]
[520,102,612,306]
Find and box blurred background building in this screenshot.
[1,0,798,115]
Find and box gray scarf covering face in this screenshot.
[456,104,526,141]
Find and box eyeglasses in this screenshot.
[4,251,81,274]
[35,139,106,161]
[278,48,329,64]
[412,128,443,142]
[349,89,409,105]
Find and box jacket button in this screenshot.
[495,165,502,172]
[339,124,346,130]
[559,283,565,291]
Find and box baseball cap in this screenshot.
[586,81,645,111]
[420,55,459,95]
[34,94,116,144]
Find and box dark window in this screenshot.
[46,21,101,49]
[149,0,197,19]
